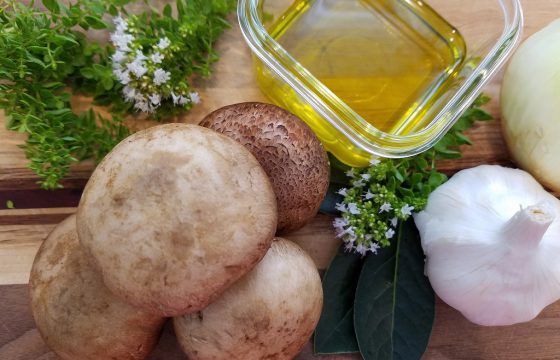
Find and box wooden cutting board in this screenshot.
[2,1,560,359]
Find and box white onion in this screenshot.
[501,19,560,192]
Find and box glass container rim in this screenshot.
[238,0,524,158]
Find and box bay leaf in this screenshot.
[314,245,365,355]
[354,220,434,360]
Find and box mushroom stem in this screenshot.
[502,202,555,247]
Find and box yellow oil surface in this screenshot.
[257,0,466,149]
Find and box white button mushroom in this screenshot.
[29,215,165,360]
[77,124,278,317]
[173,238,323,360]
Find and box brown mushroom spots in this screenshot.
[173,238,323,360]
[76,124,277,317]
[29,215,165,360]
[200,103,330,234]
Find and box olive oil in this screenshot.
[257,0,466,136]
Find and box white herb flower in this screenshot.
[345,169,356,178]
[352,179,365,188]
[151,52,164,64]
[368,242,380,254]
[189,91,201,104]
[333,217,349,229]
[134,100,152,113]
[385,228,395,239]
[127,60,147,78]
[178,95,190,105]
[334,227,345,239]
[344,227,357,242]
[113,14,128,33]
[400,204,414,217]
[130,91,146,104]
[335,203,347,213]
[347,203,360,215]
[114,69,131,85]
[111,50,127,64]
[122,86,137,102]
[379,202,392,213]
[153,68,171,85]
[134,50,147,62]
[112,62,123,72]
[361,173,371,181]
[337,188,348,196]
[171,92,180,105]
[344,242,355,252]
[148,93,161,106]
[110,33,134,52]
[355,244,367,256]
[157,37,171,50]
[390,217,398,227]
[369,158,381,166]
[364,190,375,200]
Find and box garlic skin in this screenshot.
[414,165,560,326]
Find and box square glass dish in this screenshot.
[238,0,523,167]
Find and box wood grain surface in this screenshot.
[2,0,560,359]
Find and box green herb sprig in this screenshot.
[0,0,132,189]
[0,0,235,189]
[333,95,493,255]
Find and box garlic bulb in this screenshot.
[414,165,560,326]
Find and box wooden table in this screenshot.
[2,1,560,359]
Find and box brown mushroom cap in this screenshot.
[200,102,330,234]
[76,124,277,317]
[29,215,165,360]
[173,238,323,360]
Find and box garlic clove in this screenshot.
[415,165,560,326]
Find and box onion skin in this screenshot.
[501,19,560,192]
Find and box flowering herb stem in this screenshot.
[0,0,235,189]
[333,95,493,255]
[105,0,236,117]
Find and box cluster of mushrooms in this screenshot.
[29,103,330,359]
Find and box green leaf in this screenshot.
[80,67,96,79]
[177,0,186,18]
[163,4,172,17]
[354,221,435,360]
[42,0,60,14]
[428,172,447,188]
[392,221,435,360]
[51,34,79,46]
[101,76,113,91]
[314,245,364,355]
[6,200,15,209]
[469,108,493,121]
[84,15,107,29]
[108,5,119,17]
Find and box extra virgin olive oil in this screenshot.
[257,0,466,136]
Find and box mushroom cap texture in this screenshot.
[29,215,165,360]
[173,238,323,360]
[200,102,330,234]
[77,124,277,316]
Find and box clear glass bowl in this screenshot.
[238,0,523,167]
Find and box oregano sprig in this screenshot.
[0,0,235,189]
[333,95,493,255]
